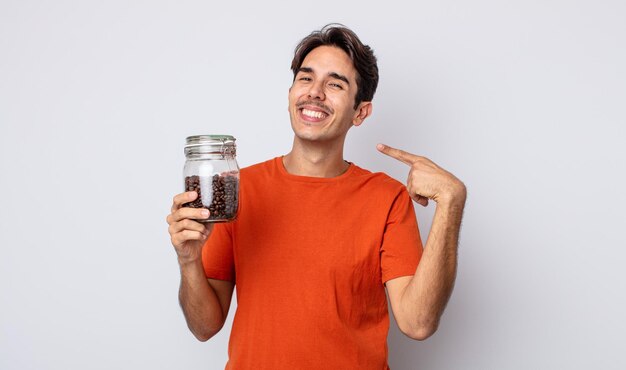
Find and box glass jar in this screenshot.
[183,135,239,222]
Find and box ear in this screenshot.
[287,86,292,111]
[352,102,373,127]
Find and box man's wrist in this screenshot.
[437,182,467,210]
[178,255,204,271]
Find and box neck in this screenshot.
[283,137,349,178]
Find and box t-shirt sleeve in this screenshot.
[201,222,236,282]
[380,189,423,284]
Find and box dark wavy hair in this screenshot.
[291,24,379,109]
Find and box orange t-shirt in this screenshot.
[202,157,423,369]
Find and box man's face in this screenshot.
[288,45,369,145]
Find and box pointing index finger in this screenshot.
[376,143,417,165]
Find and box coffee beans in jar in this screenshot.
[182,135,240,222]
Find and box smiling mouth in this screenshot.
[301,108,328,120]
[296,101,332,120]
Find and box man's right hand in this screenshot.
[166,191,213,266]
[167,191,233,341]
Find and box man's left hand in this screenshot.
[377,143,466,207]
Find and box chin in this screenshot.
[294,132,322,142]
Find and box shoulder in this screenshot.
[349,163,406,195]
[240,157,277,177]
[347,164,413,217]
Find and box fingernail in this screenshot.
[201,210,209,217]
[377,143,385,150]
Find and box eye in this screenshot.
[298,76,312,82]
[329,82,344,89]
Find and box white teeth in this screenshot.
[302,109,327,119]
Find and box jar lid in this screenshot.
[185,135,236,156]
[185,135,236,145]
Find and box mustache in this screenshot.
[296,101,334,114]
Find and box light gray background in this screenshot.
[1,0,625,369]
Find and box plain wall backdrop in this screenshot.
[1,0,625,369]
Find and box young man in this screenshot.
[166,24,466,369]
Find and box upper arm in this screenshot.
[385,275,413,331]
[207,278,235,322]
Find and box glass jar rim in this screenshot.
[185,135,235,145]
[184,135,236,157]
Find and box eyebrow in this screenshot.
[298,67,350,85]
[329,72,350,85]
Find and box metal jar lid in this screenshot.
[184,135,236,156]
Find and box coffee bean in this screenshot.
[183,174,239,221]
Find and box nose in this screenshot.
[307,81,325,100]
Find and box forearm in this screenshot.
[401,196,465,337]
[178,259,225,341]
